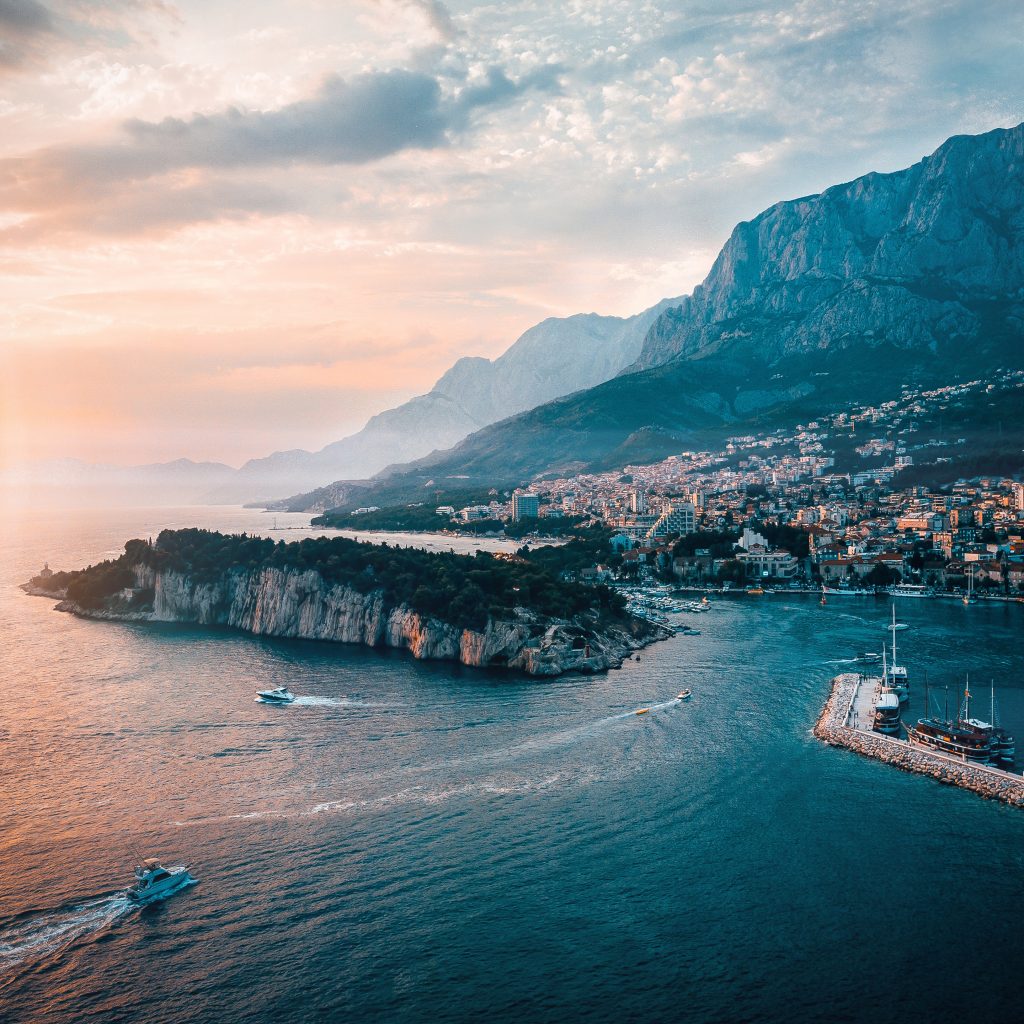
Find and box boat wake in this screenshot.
[0,893,133,974]
[291,696,390,708]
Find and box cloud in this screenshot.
[0,0,57,70]
[0,60,564,235]
[0,0,181,75]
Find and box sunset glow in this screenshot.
[3,0,1023,469]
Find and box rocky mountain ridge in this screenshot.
[632,123,1024,370]
[208,297,683,502]
[304,121,1024,510]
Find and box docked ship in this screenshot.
[888,583,930,598]
[962,682,1015,767]
[872,693,902,736]
[906,681,995,764]
[880,607,909,704]
[821,584,872,596]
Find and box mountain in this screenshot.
[312,122,1024,511]
[629,123,1024,370]
[206,297,682,502]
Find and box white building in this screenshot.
[647,502,696,539]
[512,492,540,521]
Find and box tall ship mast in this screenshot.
[961,680,1016,766]
[883,604,909,704]
[873,645,903,735]
[906,675,995,764]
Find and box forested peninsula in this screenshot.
[23,529,667,675]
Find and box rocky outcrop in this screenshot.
[633,123,1024,370]
[44,565,669,677]
[815,674,1024,808]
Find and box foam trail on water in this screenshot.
[0,893,133,974]
[262,696,394,708]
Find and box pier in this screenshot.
[815,674,1024,808]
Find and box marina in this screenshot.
[818,673,1024,807]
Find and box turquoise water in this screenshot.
[1,506,1022,1023]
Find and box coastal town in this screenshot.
[404,371,1024,599]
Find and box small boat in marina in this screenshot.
[128,859,196,904]
[872,693,902,736]
[256,686,295,704]
[676,690,692,700]
[963,567,977,605]
[746,587,765,595]
[882,607,909,704]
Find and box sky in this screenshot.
[1,0,1023,470]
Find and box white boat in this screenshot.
[129,859,195,904]
[888,583,930,598]
[256,686,295,703]
[676,690,692,700]
[821,585,872,596]
[882,608,909,703]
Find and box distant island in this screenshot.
[22,529,668,676]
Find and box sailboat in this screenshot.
[963,566,977,605]
[873,646,903,735]
[882,605,909,704]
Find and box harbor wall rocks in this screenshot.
[43,565,668,678]
[815,674,1024,808]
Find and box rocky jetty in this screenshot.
[815,674,1024,808]
[28,563,670,677]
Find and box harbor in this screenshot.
[815,673,1024,807]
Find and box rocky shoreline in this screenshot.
[22,566,672,678]
[814,673,1024,808]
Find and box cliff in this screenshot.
[37,564,664,677]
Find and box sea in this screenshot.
[1,504,1022,1024]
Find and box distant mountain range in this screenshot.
[205,296,682,502]
[304,121,1024,513]
[17,295,682,507]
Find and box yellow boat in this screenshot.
[635,708,650,715]
[746,587,765,595]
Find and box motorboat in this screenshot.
[256,686,295,703]
[872,693,902,736]
[887,622,909,632]
[128,859,195,904]
[635,708,650,715]
[676,690,692,700]
[855,652,881,663]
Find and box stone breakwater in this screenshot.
[25,566,671,678]
[815,674,1024,808]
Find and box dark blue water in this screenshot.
[2,507,1022,1023]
